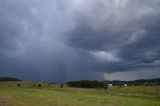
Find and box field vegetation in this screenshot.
[0,81,160,106]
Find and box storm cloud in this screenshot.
[0,0,160,82]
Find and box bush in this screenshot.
[38,84,42,87]
[104,85,108,90]
[32,84,36,87]
[60,84,64,88]
[17,83,21,87]
[119,85,122,88]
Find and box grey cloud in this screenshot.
[67,0,160,50]
[0,0,160,82]
[66,0,160,71]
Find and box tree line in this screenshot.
[67,80,104,88]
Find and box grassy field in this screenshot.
[0,82,160,106]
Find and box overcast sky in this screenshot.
[0,0,160,82]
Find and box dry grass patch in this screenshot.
[0,96,14,106]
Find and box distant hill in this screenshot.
[0,76,21,81]
[102,78,160,86]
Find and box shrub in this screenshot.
[17,83,21,87]
[32,84,36,87]
[104,85,108,90]
[38,84,42,87]
[60,84,64,88]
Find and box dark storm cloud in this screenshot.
[66,0,160,71]
[0,0,160,82]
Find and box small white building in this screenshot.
[107,84,112,93]
[124,84,127,87]
[108,84,112,87]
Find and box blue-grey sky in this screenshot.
[0,0,160,82]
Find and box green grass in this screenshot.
[112,86,160,96]
[0,82,160,106]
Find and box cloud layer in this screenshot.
[0,0,160,82]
